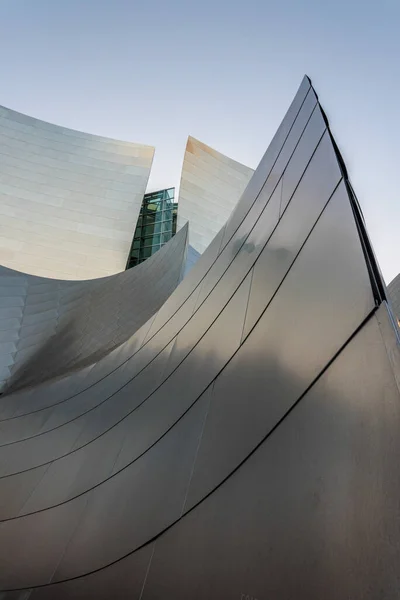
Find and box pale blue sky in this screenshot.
[0,0,399,282]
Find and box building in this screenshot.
[0,104,252,390]
[126,187,178,269]
[0,77,399,599]
[0,107,252,279]
[177,136,254,255]
[388,273,400,324]
[0,105,154,279]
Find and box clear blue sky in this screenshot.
[0,0,399,282]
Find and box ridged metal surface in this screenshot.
[0,106,154,279]
[0,78,398,599]
[177,135,254,254]
[0,223,188,392]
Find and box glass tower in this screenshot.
[126,188,178,269]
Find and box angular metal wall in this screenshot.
[0,77,398,599]
[0,106,154,279]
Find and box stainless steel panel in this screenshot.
[177,136,254,254]
[185,181,375,510]
[0,226,187,393]
[243,131,341,338]
[28,544,154,599]
[0,495,88,589]
[0,463,48,520]
[53,391,209,580]
[220,77,311,248]
[0,104,154,280]
[142,313,400,600]
[0,78,394,598]
[195,88,319,309]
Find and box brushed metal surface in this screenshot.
[0,106,154,279]
[177,136,254,254]
[0,77,396,598]
[0,223,187,392]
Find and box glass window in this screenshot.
[162,232,172,244]
[150,234,161,245]
[126,187,177,270]
[140,247,153,259]
[143,225,156,237]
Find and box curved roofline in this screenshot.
[0,104,155,151]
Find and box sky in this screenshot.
[0,0,399,282]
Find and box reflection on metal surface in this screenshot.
[0,105,154,279]
[177,136,254,255]
[0,224,188,392]
[0,77,398,599]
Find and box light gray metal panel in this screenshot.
[183,243,201,276]
[220,76,311,248]
[194,92,321,309]
[142,310,400,600]
[0,270,249,485]
[0,105,154,279]
[388,273,400,323]
[0,224,187,393]
[177,137,254,255]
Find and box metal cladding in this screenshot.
[0,105,154,279]
[388,273,400,322]
[0,223,188,393]
[0,77,399,599]
[177,135,254,255]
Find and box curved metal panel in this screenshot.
[177,136,254,254]
[142,308,400,600]
[0,78,396,598]
[0,105,154,279]
[0,224,187,392]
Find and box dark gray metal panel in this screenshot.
[0,591,32,600]
[142,311,400,600]
[0,391,208,588]
[0,463,49,520]
[243,128,340,338]
[28,544,154,600]
[0,274,250,513]
[185,180,375,510]
[0,494,88,589]
[52,389,210,581]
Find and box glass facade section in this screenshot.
[126,188,178,269]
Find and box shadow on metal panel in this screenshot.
[0,77,399,600]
